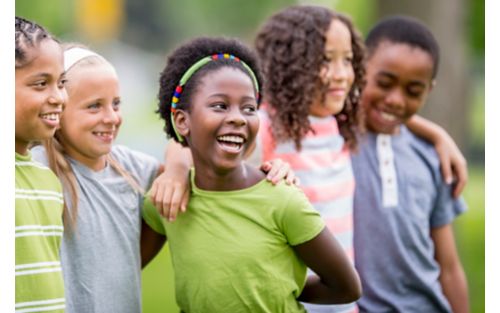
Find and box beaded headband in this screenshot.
[170,53,260,142]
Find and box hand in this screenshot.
[434,133,468,198]
[260,159,300,186]
[149,170,190,222]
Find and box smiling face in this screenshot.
[310,18,355,117]
[177,66,259,176]
[362,41,435,134]
[15,39,67,155]
[57,61,121,170]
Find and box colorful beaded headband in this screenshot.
[170,53,260,142]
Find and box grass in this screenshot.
[142,167,485,313]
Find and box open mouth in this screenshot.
[380,111,397,122]
[39,112,60,127]
[216,135,246,153]
[92,131,114,142]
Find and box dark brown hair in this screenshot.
[15,16,57,68]
[255,6,365,151]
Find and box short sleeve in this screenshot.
[112,145,161,191]
[430,181,467,228]
[276,185,325,246]
[30,145,49,166]
[142,193,167,235]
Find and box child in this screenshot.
[252,7,364,313]
[15,16,67,312]
[142,36,362,312]
[351,16,469,313]
[30,44,164,313]
[31,43,296,313]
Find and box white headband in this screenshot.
[64,47,102,72]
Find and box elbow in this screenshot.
[340,271,363,302]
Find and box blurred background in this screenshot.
[16,0,485,312]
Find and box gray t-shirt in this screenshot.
[351,126,466,313]
[32,145,160,313]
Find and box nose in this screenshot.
[226,106,246,127]
[327,60,350,82]
[103,106,121,125]
[48,86,67,108]
[384,88,405,111]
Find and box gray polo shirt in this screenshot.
[351,126,466,313]
[32,145,160,313]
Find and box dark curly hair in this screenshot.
[366,15,439,78]
[157,37,263,146]
[15,16,57,68]
[255,6,365,151]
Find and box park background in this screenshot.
[16,0,485,312]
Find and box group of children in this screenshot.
[15,4,469,313]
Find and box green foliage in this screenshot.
[466,0,485,58]
[335,0,377,36]
[15,0,73,37]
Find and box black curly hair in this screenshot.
[365,15,440,78]
[255,5,365,151]
[15,16,57,68]
[157,37,263,146]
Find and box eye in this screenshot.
[242,104,257,114]
[406,88,423,99]
[211,102,227,110]
[32,80,47,88]
[58,78,67,89]
[87,102,100,110]
[344,56,353,65]
[112,99,121,111]
[376,79,392,90]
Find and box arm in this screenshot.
[431,224,469,313]
[140,220,166,268]
[293,228,362,304]
[149,139,192,221]
[406,115,468,197]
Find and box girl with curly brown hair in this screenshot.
[250,7,364,313]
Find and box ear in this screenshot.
[174,109,190,138]
[429,79,437,92]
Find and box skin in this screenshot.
[174,66,361,303]
[362,41,435,134]
[310,19,355,117]
[58,62,122,171]
[15,39,67,155]
[58,59,165,266]
[363,41,469,311]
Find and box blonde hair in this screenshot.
[43,43,143,231]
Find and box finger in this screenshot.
[271,162,289,184]
[285,171,296,185]
[180,188,190,213]
[159,186,173,219]
[167,185,184,222]
[440,156,453,185]
[452,163,468,198]
[293,176,301,187]
[267,160,284,182]
[260,161,272,173]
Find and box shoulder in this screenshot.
[29,145,49,166]
[111,145,160,170]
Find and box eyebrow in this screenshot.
[377,71,427,88]
[207,93,256,101]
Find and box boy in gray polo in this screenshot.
[351,16,469,313]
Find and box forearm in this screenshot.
[140,220,166,268]
[406,115,445,143]
[440,265,469,313]
[164,138,193,170]
[297,274,360,304]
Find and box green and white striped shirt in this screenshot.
[15,152,65,313]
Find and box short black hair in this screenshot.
[157,37,263,145]
[15,16,57,68]
[366,15,440,78]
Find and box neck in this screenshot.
[193,162,261,191]
[15,139,29,156]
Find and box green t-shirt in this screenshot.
[15,152,65,312]
[143,171,325,313]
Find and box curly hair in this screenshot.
[255,6,365,151]
[157,37,264,145]
[15,16,57,68]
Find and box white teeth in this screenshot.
[40,113,59,121]
[94,132,113,137]
[380,112,396,121]
[217,135,244,143]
